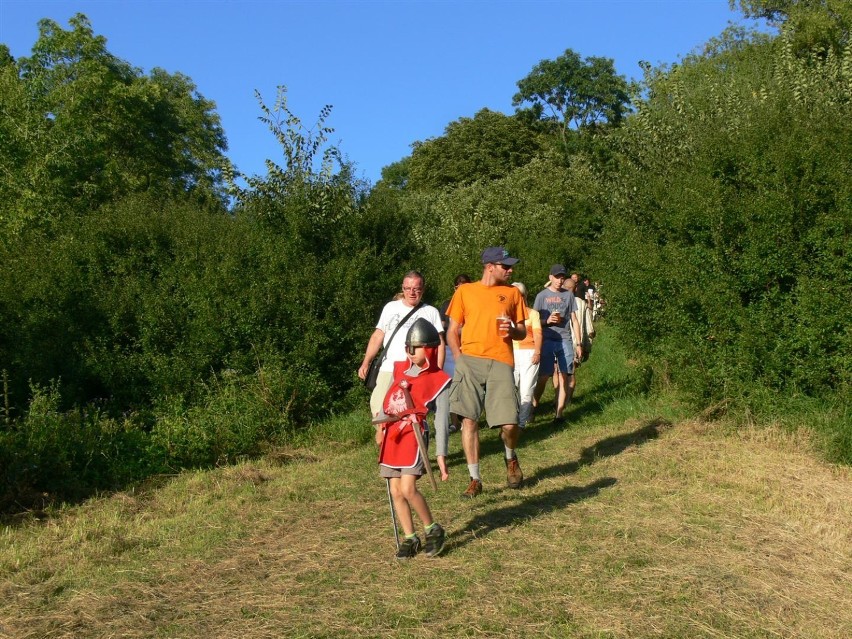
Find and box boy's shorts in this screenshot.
[449,354,519,427]
[539,339,575,376]
[380,457,425,478]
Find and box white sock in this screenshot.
[505,446,515,460]
[467,463,480,480]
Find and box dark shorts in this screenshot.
[449,354,519,427]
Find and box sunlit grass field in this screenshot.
[2,325,850,638]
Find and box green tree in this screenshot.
[378,156,411,189]
[395,150,604,300]
[229,87,413,408]
[512,48,630,151]
[732,0,851,55]
[402,108,542,191]
[0,14,228,234]
[594,25,851,406]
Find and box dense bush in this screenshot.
[0,85,414,508]
[594,28,851,405]
[370,152,604,302]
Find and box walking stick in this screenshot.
[385,478,400,551]
[399,380,438,491]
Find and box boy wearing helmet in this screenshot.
[376,318,452,559]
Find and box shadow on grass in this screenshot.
[451,476,618,549]
[441,379,658,473]
[566,377,636,422]
[444,417,670,551]
[522,417,672,487]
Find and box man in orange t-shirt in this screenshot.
[446,246,528,497]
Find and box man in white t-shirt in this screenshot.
[358,270,445,423]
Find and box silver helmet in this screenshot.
[405,318,440,353]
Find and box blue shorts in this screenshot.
[539,339,575,376]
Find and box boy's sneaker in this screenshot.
[395,535,421,560]
[462,478,482,498]
[505,456,523,489]
[424,524,446,558]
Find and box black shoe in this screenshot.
[395,535,422,560]
[424,524,446,557]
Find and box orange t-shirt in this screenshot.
[446,282,528,367]
[514,307,541,350]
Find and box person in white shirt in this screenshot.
[358,270,445,434]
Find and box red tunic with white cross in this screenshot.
[378,345,450,470]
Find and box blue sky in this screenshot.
[1,1,765,185]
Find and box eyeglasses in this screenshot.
[494,263,513,270]
[402,287,423,293]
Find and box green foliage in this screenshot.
[394,152,605,300]
[732,0,851,55]
[149,360,329,469]
[513,48,631,151]
[1,195,253,410]
[595,26,851,404]
[0,14,228,235]
[402,109,543,191]
[228,86,411,392]
[0,84,413,509]
[0,382,155,510]
[378,156,411,189]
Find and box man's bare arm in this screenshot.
[447,318,463,361]
[357,328,385,379]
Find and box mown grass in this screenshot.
[1,324,849,638]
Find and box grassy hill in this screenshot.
[2,327,850,638]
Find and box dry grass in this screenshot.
[2,412,850,638]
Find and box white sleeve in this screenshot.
[376,301,396,333]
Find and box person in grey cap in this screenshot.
[532,264,582,425]
[445,246,528,497]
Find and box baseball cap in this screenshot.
[549,264,567,276]
[481,246,520,265]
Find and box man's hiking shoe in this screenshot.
[395,535,422,560]
[505,456,523,489]
[462,478,482,498]
[424,524,446,558]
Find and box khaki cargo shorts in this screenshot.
[449,354,519,427]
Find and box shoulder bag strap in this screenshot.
[377,302,423,365]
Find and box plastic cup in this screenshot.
[496,315,510,337]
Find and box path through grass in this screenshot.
[2,327,850,638]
